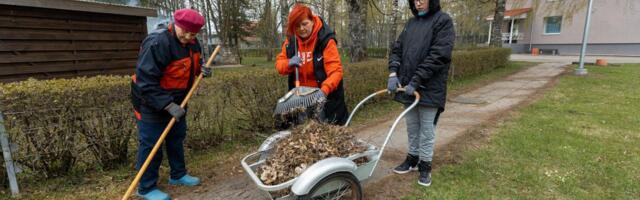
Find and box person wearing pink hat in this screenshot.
[130,8,210,200]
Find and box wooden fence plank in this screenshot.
[0,41,139,52]
[0,51,139,63]
[0,5,145,24]
[0,60,137,76]
[0,16,143,32]
[0,30,146,41]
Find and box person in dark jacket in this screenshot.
[275,4,349,127]
[387,0,455,187]
[130,9,211,200]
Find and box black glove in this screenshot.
[288,55,302,68]
[202,66,212,78]
[387,74,399,93]
[164,103,185,121]
[405,82,418,96]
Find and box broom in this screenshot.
[121,46,221,200]
[273,38,326,116]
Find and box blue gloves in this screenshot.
[164,103,185,121]
[288,55,302,68]
[405,82,418,96]
[202,67,212,78]
[387,74,399,93]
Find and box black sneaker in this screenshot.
[417,160,432,187]
[393,154,419,174]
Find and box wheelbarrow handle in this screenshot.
[344,88,419,127]
[341,88,420,178]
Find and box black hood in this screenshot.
[408,0,441,17]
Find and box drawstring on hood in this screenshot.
[408,0,441,17]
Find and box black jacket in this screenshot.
[389,0,455,111]
[130,24,204,122]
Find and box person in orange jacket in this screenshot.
[275,4,348,127]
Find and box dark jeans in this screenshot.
[136,119,187,194]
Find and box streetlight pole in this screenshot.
[576,0,594,75]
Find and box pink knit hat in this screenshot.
[173,9,205,33]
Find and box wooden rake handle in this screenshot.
[121,45,222,200]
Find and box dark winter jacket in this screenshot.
[130,24,204,123]
[389,0,455,112]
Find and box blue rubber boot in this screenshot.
[168,174,200,186]
[136,189,170,200]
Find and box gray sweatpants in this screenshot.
[404,105,438,162]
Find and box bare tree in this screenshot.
[257,0,277,61]
[280,0,290,39]
[347,0,368,62]
[387,0,399,52]
[490,0,506,47]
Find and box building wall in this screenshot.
[0,4,148,82]
[526,0,640,44]
[506,0,640,55]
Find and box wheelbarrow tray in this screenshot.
[240,139,379,199]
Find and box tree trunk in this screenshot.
[387,0,399,55]
[264,0,274,61]
[327,0,336,29]
[280,0,289,38]
[347,0,368,62]
[490,0,506,47]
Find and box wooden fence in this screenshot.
[0,0,156,82]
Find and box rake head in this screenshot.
[273,86,326,116]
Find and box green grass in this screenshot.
[406,64,640,199]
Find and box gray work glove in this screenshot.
[202,66,212,78]
[164,102,185,121]
[288,55,302,68]
[387,73,399,93]
[405,82,418,96]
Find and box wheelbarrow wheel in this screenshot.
[299,172,362,200]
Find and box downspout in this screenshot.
[509,17,515,44]
[529,12,534,52]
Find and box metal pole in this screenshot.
[487,21,492,44]
[576,0,594,75]
[0,112,20,197]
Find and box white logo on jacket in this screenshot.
[297,51,313,65]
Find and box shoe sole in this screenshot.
[418,181,431,187]
[392,166,418,174]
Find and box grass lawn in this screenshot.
[406,64,640,199]
[0,59,537,200]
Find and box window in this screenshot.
[544,16,562,34]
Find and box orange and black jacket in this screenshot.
[275,16,349,125]
[131,24,203,123]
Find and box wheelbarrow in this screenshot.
[241,88,419,200]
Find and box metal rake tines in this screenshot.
[273,87,326,116]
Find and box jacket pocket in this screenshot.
[160,57,191,89]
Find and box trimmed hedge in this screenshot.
[0,48,510,178]
[450,48,511,80]
[243,48,389,59]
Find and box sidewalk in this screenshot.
[175,62,569,200]
[511,54,640,64]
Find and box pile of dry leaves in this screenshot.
[258,121,369,185]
